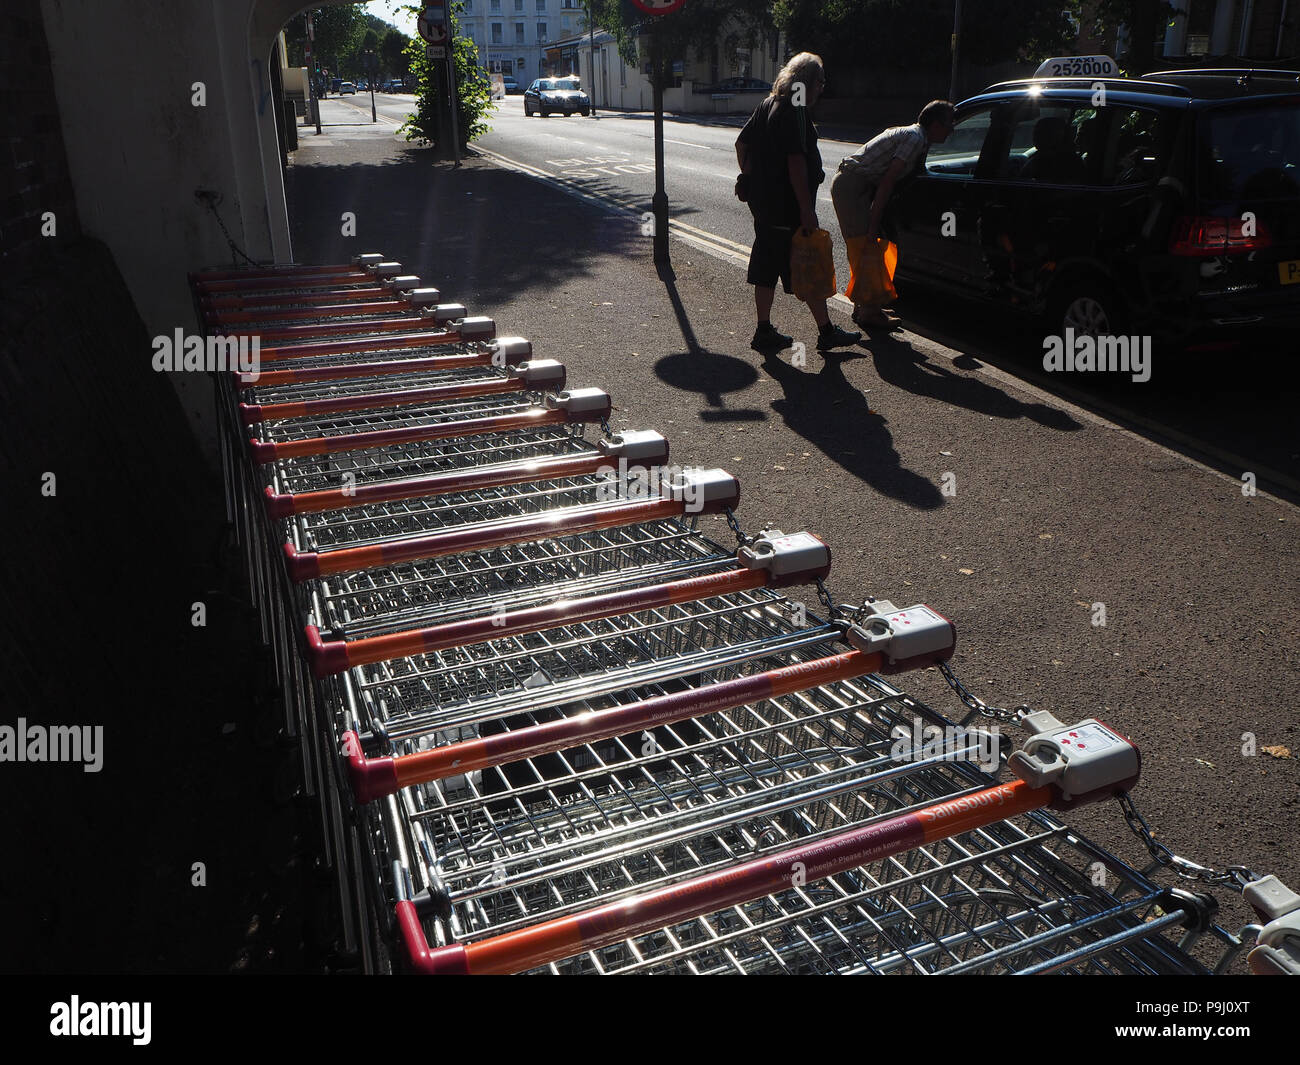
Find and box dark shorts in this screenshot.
[747,220,795,293]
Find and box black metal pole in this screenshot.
[949,0,963,101]
[368,51,377,122]
[651,27,668,266]
[588,2,597,117]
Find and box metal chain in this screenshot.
[814,578,837,620]
[722,507,751,547]
[1116,791,1260,891]
[206,202,261,266]
[936,661,1026,725]
[599,417,613,437]
[937,667,1262,892]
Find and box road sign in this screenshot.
[630,0,688,13]
[426,44,447,60]
[418,3,449,44]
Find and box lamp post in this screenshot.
[586,0,597,117]
[366,49,378,122]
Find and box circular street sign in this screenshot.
[417,6,449,44]
[630,0,688,14]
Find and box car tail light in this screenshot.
[1169,215,1273,256]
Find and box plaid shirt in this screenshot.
[839,123,928,184]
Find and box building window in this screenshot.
[537,21,547,43]
[514,0,523,10]
[490,0,501,12]
[515,21,525,44]
[491,22,503,43]
[561,15,570,29]
[536,0,546,9]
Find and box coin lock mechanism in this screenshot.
[1008,709,1141,809]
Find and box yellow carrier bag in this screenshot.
[790,228,837,302]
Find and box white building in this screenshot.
[456,0,588,84]
[551,23,786,115]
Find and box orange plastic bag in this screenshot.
[844,236,898,306]
[790,228,837,302]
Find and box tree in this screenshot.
[284,5,368,75]
[382,28,411,81]
[772,0,1079,71]
[1082,1,1177,74]
[587,0,775,89]
[400,3,493,150]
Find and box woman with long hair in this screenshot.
[735,52,860,356]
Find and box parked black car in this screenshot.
[884,69,1300,348]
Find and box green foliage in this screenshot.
[284,5,374,75]
[400,3,493,150]
[1080,1,1177,72]
[587,0,774,87]
[772,0,1078,70]
[382,28,411,80]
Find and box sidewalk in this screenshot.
[286,125,1300,963]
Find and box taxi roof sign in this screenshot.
[1033,55,1119,79]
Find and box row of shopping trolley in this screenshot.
[187,252,1299,975]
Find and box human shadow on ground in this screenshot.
[868,329,1081,430]
[760,348,946,509]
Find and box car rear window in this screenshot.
[1197,102,1300,200]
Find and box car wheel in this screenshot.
[580,109,590,117]
[540,108,550,117]
[1048,280,1128,340]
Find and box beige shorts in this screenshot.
[830,166,875,240]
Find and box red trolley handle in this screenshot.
[398,779,1054,975]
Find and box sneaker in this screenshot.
[816,323,862,351]
[750,323,793,352]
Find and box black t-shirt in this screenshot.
[738,95,823,227]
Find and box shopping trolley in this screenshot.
[204,278,441,330]
[187,257,1297,977]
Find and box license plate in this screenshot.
[1280,260,1300,285]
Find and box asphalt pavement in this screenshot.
[287,100,1300,971]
